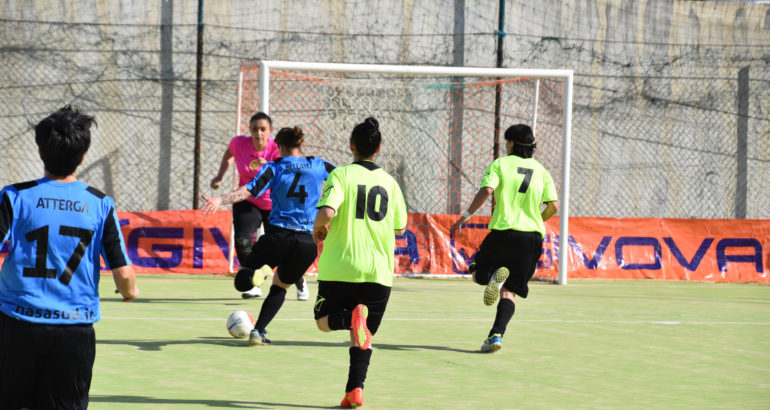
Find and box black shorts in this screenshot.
[473,229,543,298]
[242,226,317,285]
[314,281,391,335]
[0,312,95,409]
[232,200,272,238]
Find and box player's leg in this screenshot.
[233,202,264,298]
[0,312,38,408]
[341,282,391,408]
[251,231,317,345]
[472,231,510,306]
[233,228,282,294]
[482,230,543,352]
[36,323,95,409]
[314,281,356,332]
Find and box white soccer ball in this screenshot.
[226,310,254,339]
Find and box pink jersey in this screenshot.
[229,135,280,210]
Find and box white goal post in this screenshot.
[234,60,573,284]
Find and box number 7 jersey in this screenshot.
[480,155,558,236]
[0,178,130,324]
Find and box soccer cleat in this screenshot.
[241,287,262,299]
[248,329,271,345]
[252,264,272,288]
[350,304,371,350]
[483,267,509,306]
[340,387,364,408]
[480,334,503,353]
[296,277,309,301]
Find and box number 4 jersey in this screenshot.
[0,178,130,324]
[316,160,407,287]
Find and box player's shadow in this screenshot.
[97,337,478,353]
[89,395,338,408]
[277,340,478,354]
[102,297,240,304]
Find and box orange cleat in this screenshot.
[350,304,371,350]
[340,387,364,408]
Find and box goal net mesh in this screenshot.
[238,63,567,279]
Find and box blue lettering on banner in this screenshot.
[568,235,764,273]
[615,237,662,270]
[663,237,713,271]
[127,227,184,268]
[716,238,763,273]
[568,236,611,269]
[395,229,419,265]
[192,227,230,269]
[449,223,488,274]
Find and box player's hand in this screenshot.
[116,286,139,302]
[313,225,328,244]
[210,176,222,190]
[255,157,267,166]
[449,216,469,237]
[200,195,222,216]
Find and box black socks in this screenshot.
[346,347,373,391]
[255,285,286,333]
[489,298,515,337]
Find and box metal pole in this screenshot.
[492,0,505,160]
[736,67,749,219]
[192,0,204,209]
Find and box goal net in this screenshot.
[235,61,572,284]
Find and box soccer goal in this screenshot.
[234,60,573,284]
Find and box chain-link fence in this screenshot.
[1,0,768,218]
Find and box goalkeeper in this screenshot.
[450,124,558,353]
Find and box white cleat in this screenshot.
[296,277,309,301]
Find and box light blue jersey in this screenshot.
[246,156,335,234]
[0,178,130,324]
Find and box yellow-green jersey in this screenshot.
[480,155,558,237]
[316,161,407,287]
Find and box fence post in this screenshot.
[735,66,748,219]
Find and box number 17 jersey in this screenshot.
[0,178,130,324]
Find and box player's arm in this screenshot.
[210,148,234,190]
[0,192,12,242]
[112,265,139,302]
[541,201,559,222]
[200,185,252,215]
[102,206,138,302]
[313,206,335,244]
[449,187,494,236]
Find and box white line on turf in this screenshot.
[100,317,770,325]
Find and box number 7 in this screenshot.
[517,167,533,193]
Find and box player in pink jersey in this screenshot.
[209,112,309,300]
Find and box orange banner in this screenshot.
[1,211,767,282]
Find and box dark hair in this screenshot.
[34,105,96,177]
[350,117,381,158]
[504,124,536,159]
[249,112,272,127]
[274,126,304,149]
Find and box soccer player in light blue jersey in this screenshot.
[0,106,139,409]
[201,126,334,345]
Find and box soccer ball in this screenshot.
[226,310,254,339]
